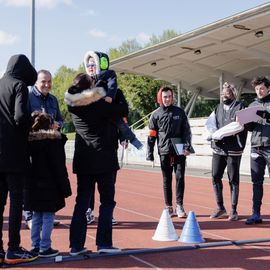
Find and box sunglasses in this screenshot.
[86,63,96,68]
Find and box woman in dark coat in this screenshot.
[64,73,128,255]
[24,112,71,257]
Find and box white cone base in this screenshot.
[152,209,178,241]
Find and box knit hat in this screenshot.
[223,82,237,98]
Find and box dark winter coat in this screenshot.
[0,54,37,172]
[64,86,128,174]
[24,130,72,212]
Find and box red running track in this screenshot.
[2,163,270,269]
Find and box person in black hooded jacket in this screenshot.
[0,54,38,265]
[245,76,270,225]
[146,86,192,219]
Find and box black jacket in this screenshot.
[245,94,270,148]
[0,54,37,172]
[24,130,71,212]
[65,87,128,174]
[211,101,247,156]
[147,105,192,159]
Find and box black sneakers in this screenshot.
[30,247,39,256]
[39,248,59,258]
[4,247,38,265]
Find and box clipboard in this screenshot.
[170,138,195,155]
[236,105,263,125]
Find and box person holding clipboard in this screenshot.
[146,86,192,218]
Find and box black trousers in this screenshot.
[0,173,24,251]
[250,146,270,214]
[212,153,241,210]
[69,172,116,249]
[88,171,117,211]
[159,154,186,207]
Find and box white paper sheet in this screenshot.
[175,144,184,155]
[236,105,263,125]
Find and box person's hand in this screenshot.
[256,110,270,119]
[183,150,190,156]
[121,140,128,149]
[52,121,60,130]
[104,96,112,103]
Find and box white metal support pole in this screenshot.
[219,73,224,103]
[177,82,181,107]
[30,0,35,67]
[187,89,201,118]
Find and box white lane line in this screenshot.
[116,206,160,221]
[129,255,163,270]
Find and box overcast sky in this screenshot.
[0,0,269,76]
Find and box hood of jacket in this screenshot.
[5,54,37,86]
[28,129,62,141]
[84,51,110,75]
[64,86,106,107]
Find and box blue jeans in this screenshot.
[69,172,116,249]
[31,212,55,251]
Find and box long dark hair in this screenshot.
[68,73,93,94]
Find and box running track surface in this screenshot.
[2,163,270,270]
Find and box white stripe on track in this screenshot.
[129,254,163,270]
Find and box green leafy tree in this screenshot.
[52,65,78,132]
[145,29,179,47]
[108,39,142,60]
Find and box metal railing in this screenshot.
[130,111,152,130]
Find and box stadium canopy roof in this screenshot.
[111,3,270,99]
